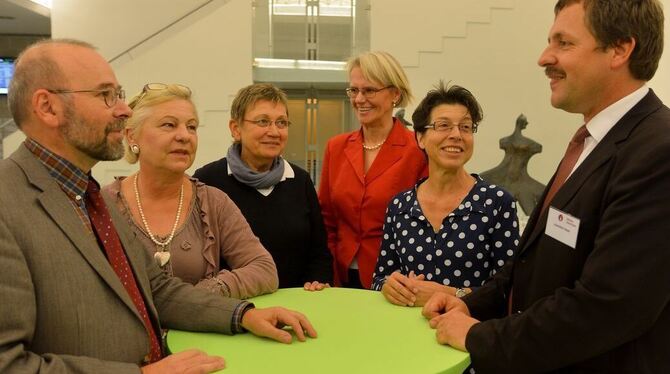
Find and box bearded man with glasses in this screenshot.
[1,38,316,374]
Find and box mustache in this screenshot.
[105,120,126,134]
[545,67,566,78]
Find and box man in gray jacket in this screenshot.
[0,38,316,374]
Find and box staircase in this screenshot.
[372,0,515,67]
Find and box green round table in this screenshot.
[167,287,470,373]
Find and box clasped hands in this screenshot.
[421,291,480,352]
[141,306,317,374]
[381,271,446,307]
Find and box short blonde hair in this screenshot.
[346,51,413,107]
[124,84,195,164]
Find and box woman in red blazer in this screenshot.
[318,51,427,289]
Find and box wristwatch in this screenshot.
[455,288,469,298]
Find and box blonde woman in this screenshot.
[103,83,278,299]
[319,51,427,289]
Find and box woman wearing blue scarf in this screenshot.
[194,83,333,290]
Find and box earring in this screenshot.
[393,101,398,107]
[130,144,140,155]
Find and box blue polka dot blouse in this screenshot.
[372,174,520,291]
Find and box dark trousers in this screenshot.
[343,268,364,289]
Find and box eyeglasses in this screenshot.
[425,121,478,134]
[47,87,126,108]
[244,118,291,129]
[345,86,393,99]
[134,83,192,104]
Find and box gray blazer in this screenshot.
[0,145,244,373]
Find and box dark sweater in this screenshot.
[194,158,333,288]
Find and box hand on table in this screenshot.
[303,281,330,291]
[242,307,317,344]
[429,309,479,352]
[381,271,456,307]
[421,292,476,351]
[381,271,418,306]
[421,291,470,319]
[406,271,454,307]
[140,349,225,374]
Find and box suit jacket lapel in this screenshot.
[519,89,664,256]
[106,194,160,322]
[13,146,142,320]
[344,131,366,185]
[365,121,407,184]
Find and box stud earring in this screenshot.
[130,144,140,155]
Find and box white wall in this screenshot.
[373,0,669,184]
[649,0,670,103]
[46,0,250,184]
[4,0,668,185]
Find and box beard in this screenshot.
[61,104,126,161]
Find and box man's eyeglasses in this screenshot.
[425,121,478,134]
[134,83,192,105]
[345,86,393,99]
[244,118,291,129]
[47,87,125,108]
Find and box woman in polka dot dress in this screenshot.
[372,82,519,307]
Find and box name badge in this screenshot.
[545,207,580,248]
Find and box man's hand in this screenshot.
[430,310,479,351]
[303,281,330,291]
[381,271,418,306]
[421,291,470,319]
[140,349,225,374]
[242,307,317,344]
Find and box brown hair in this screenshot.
[230,83,289,123]
[554,0,664,80]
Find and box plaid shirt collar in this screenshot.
[24,138,90,202]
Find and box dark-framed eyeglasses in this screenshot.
[47,87,126,108]
[425,121,478,134]
[243,118,291,129]
[345,86,393,99]
[135,83,192,104]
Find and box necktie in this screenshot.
[85,179,162,363]
[508,125,589,315]
[541,125,590,213]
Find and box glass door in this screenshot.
[282,88,355,186]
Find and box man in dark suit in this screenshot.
[0,39,316,374]
[422,1,670,372]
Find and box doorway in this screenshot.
[282,87,355,186]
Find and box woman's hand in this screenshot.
[303,281,330,291]
[406,271,455,306]
[381,271,417,306]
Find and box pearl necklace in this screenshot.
[133,174,184,251]
[362,140,385,151]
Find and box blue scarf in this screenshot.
[226,143,285,189]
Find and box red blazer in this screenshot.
[318,119,427,288]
